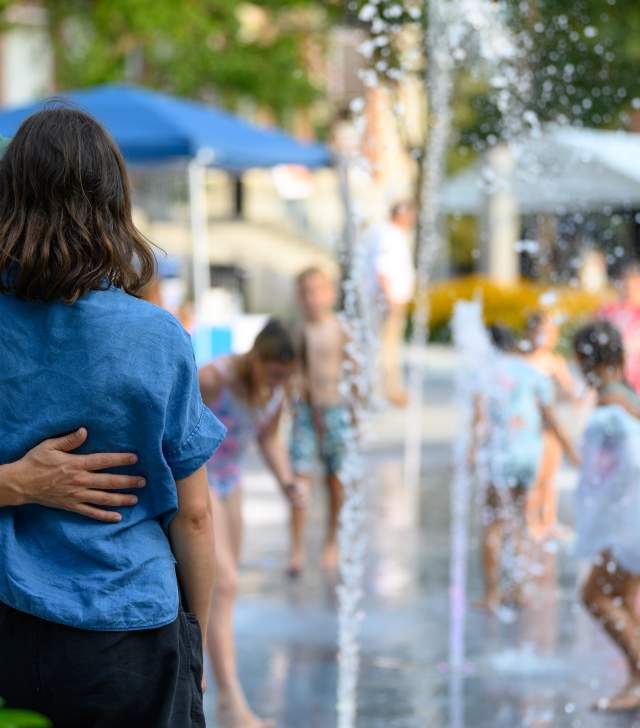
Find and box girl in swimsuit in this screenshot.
[199,319,304,728]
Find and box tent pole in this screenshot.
[188,158,210,320]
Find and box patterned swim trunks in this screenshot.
[290,401,349,477]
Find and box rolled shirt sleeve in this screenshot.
[163,328,226,481]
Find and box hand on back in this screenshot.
[13,428,144,522]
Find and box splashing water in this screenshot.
[336,3,540,726]
[335,155,380,728]
[406,0,534,488]
[449,301,493,728]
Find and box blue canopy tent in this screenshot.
[0,84,330,168]
[0,83,332,309]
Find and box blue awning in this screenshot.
[0,84,332,170]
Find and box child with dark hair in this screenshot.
[0,108,225,726]
[199,319,304,728]
[573,321,640,711]
[472,324,578,611]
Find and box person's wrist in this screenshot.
[1,460,29,506]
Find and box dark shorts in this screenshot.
[0,603,205,728]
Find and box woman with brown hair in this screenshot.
[0,108,225,727]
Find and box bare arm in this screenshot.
[0,428,145,522]
[257,407,305,507]
[541,405,580,466]
[198,362,225,404]
[599,392,640,419]
[170,465,215,640]
[552,356,579,402]
[468,394,484,468]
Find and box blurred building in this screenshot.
[0,3,52,106]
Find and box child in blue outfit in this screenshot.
[0,109,225,727]
[473,325,578,611]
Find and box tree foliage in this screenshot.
[353,0,640,144]
[465,0,640,144]
[29,1,342,122]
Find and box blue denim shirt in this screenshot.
[0,286,225,631]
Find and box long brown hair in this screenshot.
[0,107,156,302]
[234,319,296,405]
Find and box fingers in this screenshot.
[83,473,146,490]
[80,452,139,472]
[70,503,123,523]
[80,490,139,507]
[47,427,88,453]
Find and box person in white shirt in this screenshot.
[361,201,416,406]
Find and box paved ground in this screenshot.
[204,347,640,728]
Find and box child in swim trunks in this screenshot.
[474,325,578,612]
[288,267,350,575]
[573,321,640,712]
[199,319,304,728]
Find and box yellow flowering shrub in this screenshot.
[426,275,611,334]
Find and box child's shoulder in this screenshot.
[301,314,345,341]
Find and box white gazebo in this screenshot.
[440,126,640,280]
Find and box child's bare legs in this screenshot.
[582,552,640,711]
[528,433,563,540]
[322,472,344,571]
[540,433,563,537]
[506,486,531,606]
[526,481,545,541]
[207,488,274,728]
[480,485,532,610]
[288,475,311,577]
[479,485,503,610]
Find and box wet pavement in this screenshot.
[204,349,640,728]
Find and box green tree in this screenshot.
[3,0,342,123]
[464,0,640,145]
[352,0,640,141]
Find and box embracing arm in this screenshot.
[0,428,144,522]
[169,465,214,640]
